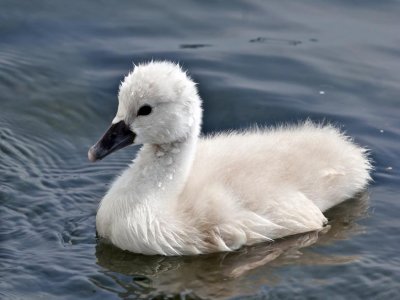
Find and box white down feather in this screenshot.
[92,61,371,256]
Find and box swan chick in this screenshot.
[88,61,371,256]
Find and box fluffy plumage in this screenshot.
[92,61,371,256]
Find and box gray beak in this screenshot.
[88,121,136,162]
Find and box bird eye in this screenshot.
[137,105,152,116]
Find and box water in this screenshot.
[1,0,399,298]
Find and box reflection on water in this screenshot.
[95,194,368,299]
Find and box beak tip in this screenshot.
[88,147,98,162]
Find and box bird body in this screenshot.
[89,61,371,256]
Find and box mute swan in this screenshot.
[88,61,371,256]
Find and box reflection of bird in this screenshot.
[95,194,369,298]
[88,61,371,256]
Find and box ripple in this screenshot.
[2,0,400,298]
[180,43,211,49]
[249,37,302,46]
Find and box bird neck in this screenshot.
[129,125,199,204]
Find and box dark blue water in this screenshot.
[1,0,399,299]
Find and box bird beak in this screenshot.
[88,121,136,162]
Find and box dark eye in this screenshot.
[137,105,152,116]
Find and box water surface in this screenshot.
[1,0,400,299]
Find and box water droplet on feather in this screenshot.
[165,157,173,165]
[156,151,165,157]
[172,148,180,154]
